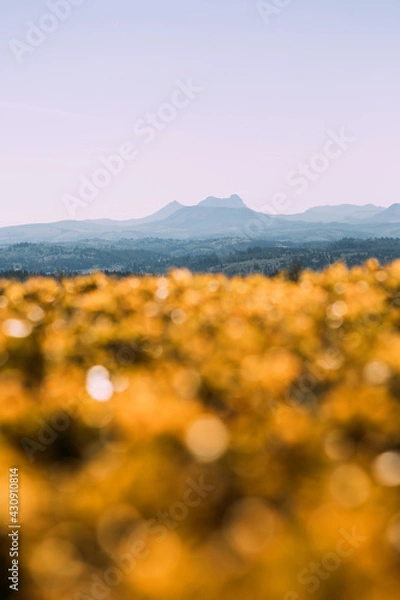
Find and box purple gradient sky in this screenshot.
[0,0,399,226]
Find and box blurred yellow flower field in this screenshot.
[1,260,400,600]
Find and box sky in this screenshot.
[0,0,399,226]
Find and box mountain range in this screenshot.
[1,195,400,244]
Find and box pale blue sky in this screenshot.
[0,0,399,225]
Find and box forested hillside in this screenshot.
[2,238,400,278]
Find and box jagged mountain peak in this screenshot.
[198,194,246,209]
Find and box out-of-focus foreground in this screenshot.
[1,261,400,600]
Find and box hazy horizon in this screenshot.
[1,0,399,227]
[0,193,389,229]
